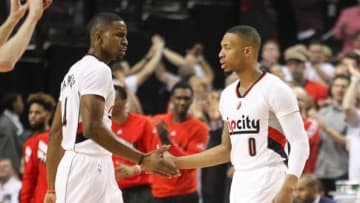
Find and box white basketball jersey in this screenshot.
[220,72,299,171]
[59,55,115,156]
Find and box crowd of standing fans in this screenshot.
[1,1,360,203]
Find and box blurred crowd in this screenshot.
[1,1,360,203]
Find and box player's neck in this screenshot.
[112,111,129,124]
[172,113,188,123]
[236,68,263,89]
[87,48,111,64]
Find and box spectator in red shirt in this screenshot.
[111,85,159,203]
[152,81,209,203]
[21,93,56,203]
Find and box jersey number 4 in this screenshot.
[248,137,256,156]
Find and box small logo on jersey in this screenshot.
[236,101,242,110]
[116,129,123,135]
[97,164,102,173]
[227,115,260,135]
[170,131,176,137]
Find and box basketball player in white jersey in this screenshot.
[170,25,310,203]
[44,13,178,203]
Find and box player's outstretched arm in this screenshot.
[0,0,52,72]
[0,0,29,46]
[173,122,231,169]
[80,95,178,177]
[44,102,63,203]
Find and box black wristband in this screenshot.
[137,153,145,165]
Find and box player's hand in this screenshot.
[43,192,56,203]
[28,0,52,21]
[115,163,137,179]
[9,0,29,21]
[272,187,293,203]
[141,145,179,177]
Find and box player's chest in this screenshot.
[222,94,268,120]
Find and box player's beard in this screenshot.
[30,122,46,133]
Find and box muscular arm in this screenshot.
[81,95,177,176]
[175,122,231,169]
[81,94,143,162]
[46,103,64,190]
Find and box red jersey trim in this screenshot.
[268,127,286,148]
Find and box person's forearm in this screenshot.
[343,76,360,110]
[281,174,298,191]
[86,123,143,163]
[0,16,22,46]
[323,125,347,146]
[0,17,38,72]
[175,144,230,169]
[163,48,185,67]
[46,130,63,190]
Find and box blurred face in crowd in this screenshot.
[0,159,12,184]
[261,41,280,64]
[112,87,127,116]
[308,43,323,64]
[13,95,24,115]
[171,88,193,118]
[331,77,350,103]
[341,57,357,69]
[286,59,306,83]
[293,87,312,113]
[219,33,253,73]
[294,178,318,203]
[28,103,51,132]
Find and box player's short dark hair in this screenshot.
[114,85,127,100]
[87,12,123,38]
[27,92,56,112]
[170,81,193,96]
[226,25,261,48]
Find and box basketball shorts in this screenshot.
[230,164,286,203]
[55,150,123,203]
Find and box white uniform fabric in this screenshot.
[219,73,309,203]
[56,55,122,203]
[55,151,123,203]
[59,55,115,156]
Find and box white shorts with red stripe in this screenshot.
[55,150,123,203]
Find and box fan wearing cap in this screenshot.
[285,50,328,107]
